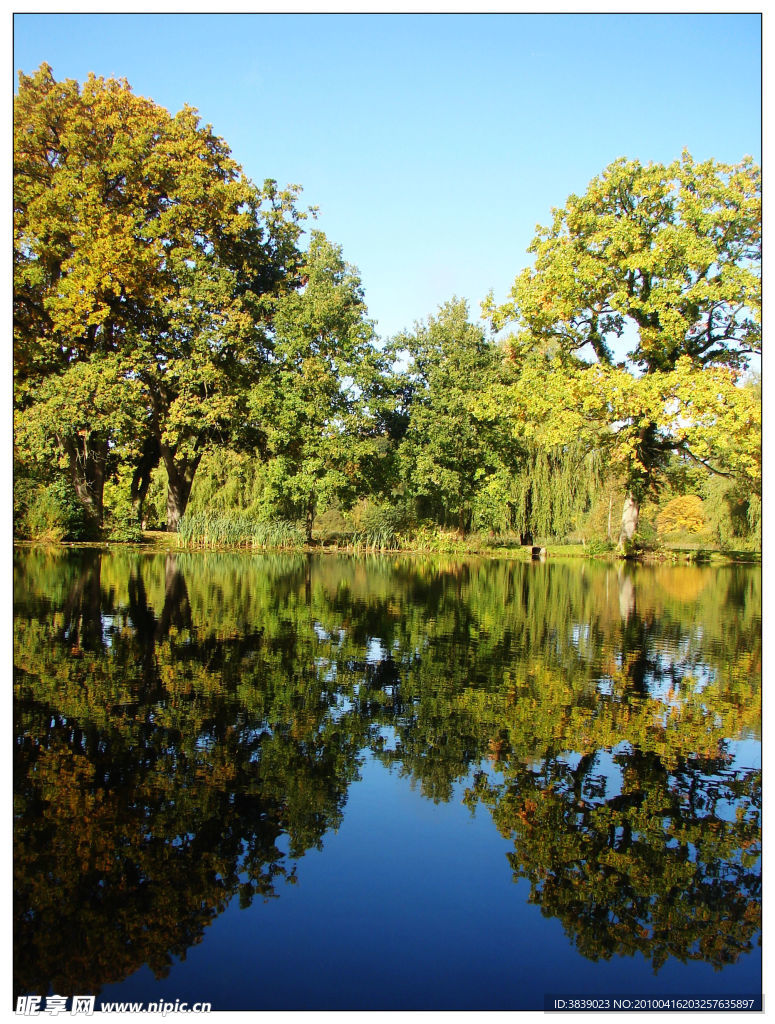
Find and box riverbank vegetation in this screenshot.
[14,65,761,557]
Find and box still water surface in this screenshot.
[14,549,761,1010]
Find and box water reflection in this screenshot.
[14,550,760,998]
[466,748,760,970]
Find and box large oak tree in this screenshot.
[14,64,305,530]
[483,152,761,551]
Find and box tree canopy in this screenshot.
[391,299,508,532]
[482,152,761,550]
[14,63,305,530]
[248,232,385,539]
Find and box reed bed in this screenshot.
[178,511,305,550]
[347,526,402,551]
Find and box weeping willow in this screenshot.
[185,449,270,516]
[498,441,604,542]
[747,493,761,545]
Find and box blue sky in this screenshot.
[13,12,762,342]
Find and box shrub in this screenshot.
[633,518,659,551]
[104,506,144,543]
[348,499,410,550]
[13,477,38,538]
[21,479,93,541]
[747,494,762,546]
[142,465,169,530]
[657,495,707,537]
[585,538,615,556]
[103,476,143,542]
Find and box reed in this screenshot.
[349,525,402,551]
[178,511,305,550]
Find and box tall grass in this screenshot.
[178,511,305,550]
[345,499,406,551]
[349,525,402,551]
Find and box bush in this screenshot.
[20,478,93,541]
[585,538,615,556]
[407,526,470,552]
[657,495,707,537]
[702,476,759,549]
[480,531,524,550]
[13,477,38,538]
[633,518,659,552]
[103,476,144,542]
[142,465,169,530]
[348,499,410,550]
[104,507,144,543]
[747,494,762,546]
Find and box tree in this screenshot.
[483,152,761,551]
[248,232,385,541]
[393,298,508,533]
[14,64,305,531]
[13,355,144,533]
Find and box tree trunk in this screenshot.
[62,431,108,533]
[165,474,191,532]
[305,502,315,544]
[131,435,160,527]
[618,491,640,554]
[163,449,200,532]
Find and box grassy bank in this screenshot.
[15,514,758,565]
[142,516,759,565]
[13,531,759,565]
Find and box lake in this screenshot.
[13,548,762,1011]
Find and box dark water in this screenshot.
[13,548,761,1010]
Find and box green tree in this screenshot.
[394,298,509,533]
[249,232,385,541]
[14,64,305,532]
[483,152,761,551]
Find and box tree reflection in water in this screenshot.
[14,550,760,997]
[466,748,760,970]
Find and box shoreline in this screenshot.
[12,537,761,566]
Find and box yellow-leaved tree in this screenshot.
[480,152,760,552]
[14,64,306,531]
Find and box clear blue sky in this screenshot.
[13,12,762,342]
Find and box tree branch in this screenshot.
[675,442,733,478]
